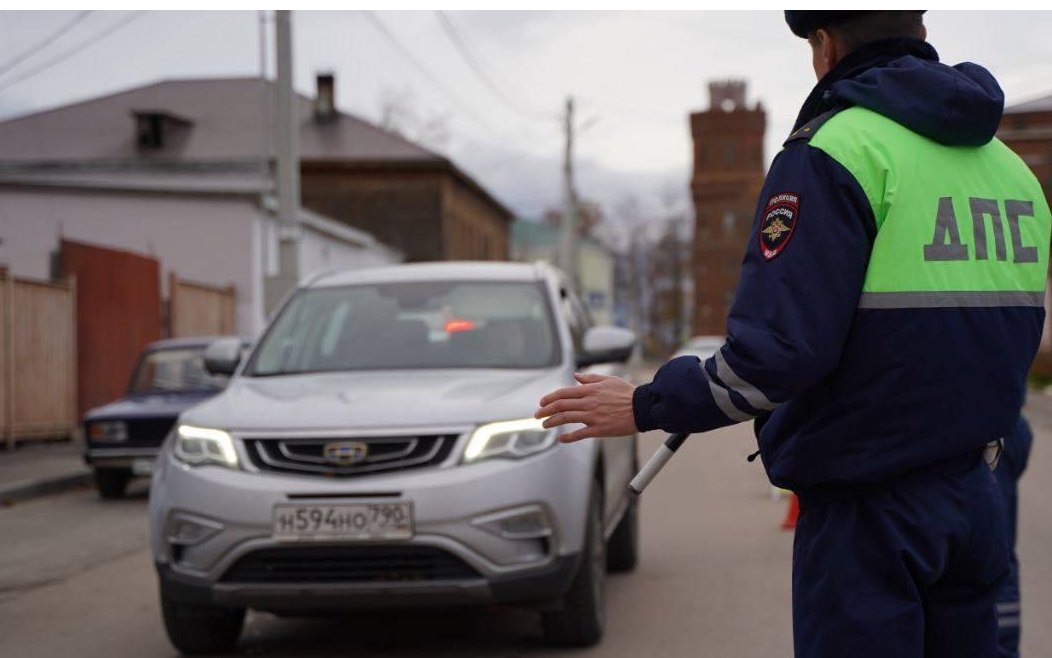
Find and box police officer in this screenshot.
[536,10,1051,657]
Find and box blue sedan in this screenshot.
[83,337,246,498]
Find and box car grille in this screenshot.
[119,417,177,446]
[220,546,481,583]
[242,434,457,477]
[95,414,173,446]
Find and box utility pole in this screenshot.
[558,96,579,286]
[266,9,301,312]
[257,10,270,205]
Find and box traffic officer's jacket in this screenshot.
[632,38,1052,492]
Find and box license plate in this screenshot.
[131,459,154,476]
[272,502,413,541]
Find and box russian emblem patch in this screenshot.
[759,192,799,260]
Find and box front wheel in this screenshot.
[543,480,605,647]
[160,591,245,655]
[606,494,639,573]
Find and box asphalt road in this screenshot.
[1,406,1050,657]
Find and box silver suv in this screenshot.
[149,262,640,654]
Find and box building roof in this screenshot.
[0,77,512,219]
[1005,93,1052,114]
[0,77,442,163]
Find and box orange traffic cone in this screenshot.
[780,493,799,531]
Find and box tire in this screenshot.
[606,495,639,573]
[543,480,606,648]
[93,468,130,499]
[608,442,640,572]
[160,591,245,655]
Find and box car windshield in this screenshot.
[247,280,560,375]
[129,347,227,394]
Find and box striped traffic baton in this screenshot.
[628,432,689,495]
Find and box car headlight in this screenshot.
[173,424,239,469]
[88,420,128,443]
[463,418,558,463]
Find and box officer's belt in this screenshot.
[796,449,984,511]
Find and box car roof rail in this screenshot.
[533,260,566,281]
[301,267,349,288]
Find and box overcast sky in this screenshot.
[2,10,1052,220]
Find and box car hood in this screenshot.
[84,392,217,422]
[180,369,567,431]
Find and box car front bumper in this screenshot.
[157,552,580,611]
[148,436,595,610]
[84,446,160,470]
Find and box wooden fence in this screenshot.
[168,274,236,338]
[0,268,77,449]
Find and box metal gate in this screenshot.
[60,240,161,421]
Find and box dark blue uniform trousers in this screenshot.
[994,417,1033,658]
[792,454,1010,658]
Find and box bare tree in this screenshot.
[649,212,691,356]
[377,88,451,151]
[538,184,694,359]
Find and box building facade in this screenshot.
[301,161,509,264]
[294,73,512,263]
[998,95,1052,209]
[998,95,1052,356]
[689,81,766,337]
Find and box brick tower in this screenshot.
[690,80,766,336]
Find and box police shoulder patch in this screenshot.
[759,192,799,261]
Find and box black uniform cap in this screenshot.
[784,11,926,39]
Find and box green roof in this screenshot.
[511,219,607,252]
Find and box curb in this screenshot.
[0,471,93,505]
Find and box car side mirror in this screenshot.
[577,326,636,368]
[203,337,243,377]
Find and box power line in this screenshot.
[0,10,92,79]
[360,11,499,135]
[0,11,145,93]
[434,11,556,122]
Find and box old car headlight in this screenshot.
[173,425,239,469]
[88,420,128,443]
[463,418,557,463]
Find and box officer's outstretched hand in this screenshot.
[535,373,638,443]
